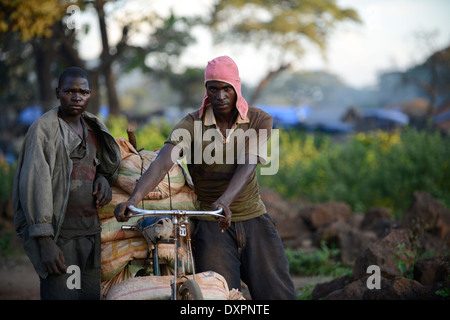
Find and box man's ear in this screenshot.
[55,87,60,99]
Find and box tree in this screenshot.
[207,0,360,105]
[0,0,68,109]
[0,0,196,115]
[0,0,67,41]
[403,31,450,117]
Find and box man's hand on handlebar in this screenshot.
[212,202,231,231]
[114,201,136,222]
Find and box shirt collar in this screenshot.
[203,105,250,126]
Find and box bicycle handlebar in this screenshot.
[127,205,225,219]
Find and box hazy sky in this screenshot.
[79,0,450,89]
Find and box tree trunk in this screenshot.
[248,63,291,107]
[87,71,100,115]
[96,0,120,116]
[34,38,54,111]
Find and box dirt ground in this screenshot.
[0,234,329,300]
[0,253,40,300]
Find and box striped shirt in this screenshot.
[60,118,101,238]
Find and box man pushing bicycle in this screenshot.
[114,56,296,300]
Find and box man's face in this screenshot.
[206,81,237,114]
[56,76,91,117]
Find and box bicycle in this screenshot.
[121,205,225,300]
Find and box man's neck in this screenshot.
[213,107,238,129]
[59,108,83,136]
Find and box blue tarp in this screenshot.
[257,105,311,127]
[98,104,110,120]
[362,108,409,125]
[18,105,43,125]
[313,122,354,133]
[433,110,450,124]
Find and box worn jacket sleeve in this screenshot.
[15,122,58,238]
[83,113,121,186]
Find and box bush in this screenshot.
[105,115,174,151]
[105,117,450,219]
[285,242,352,278]
[0,160,15,203]
[258,127,450,218]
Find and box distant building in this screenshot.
[342,107,409,132]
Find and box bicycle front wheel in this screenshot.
[177,279,204,300]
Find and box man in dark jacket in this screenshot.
[13,67,121,299]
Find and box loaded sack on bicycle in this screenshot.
[97,134,244,300]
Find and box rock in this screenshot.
[276,213,313,249]
[403,191,440,232]
[353,229,414,279]
[403,191,450,247]
[311,275,354,300]
[315,219,377,266]
[316,273,447,300]
[414,256,450,285]
[347,214,364,229]
[413,233,448,255]
[301,202,352,230]
[338,229,378,267]
[363,277,433,300]
[259,188,294,223]
[324,277,369,300]
[305,191,450,300]
[360,207,399,238]
[361,207,392,227]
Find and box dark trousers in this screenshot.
[40,234,101,300]
[192,213,296,300]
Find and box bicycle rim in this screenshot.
[177,279,204,300]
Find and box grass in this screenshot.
[285,242,353,300]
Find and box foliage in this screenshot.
[285,242,352,278]
[435,279,450,299]
[210,0,360,55]
[211,0,359,54]
[105,115,173,151]
[0,0,67,41]
[208,0,361,105]
[0,231,13,256]
[106,118,450,220]
[258,127,450,218]
[134,119,173,151]
[0,159,15,203]
[296,284,315,300]
[0,0,199,114]
[393,243,412,277]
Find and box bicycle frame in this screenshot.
[125,205,224,300]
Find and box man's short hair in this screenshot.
[58,67,90,88]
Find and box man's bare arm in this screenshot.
[212,154,258,230]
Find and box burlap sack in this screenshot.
[97,184,198,219]
[106,271,231,300]
[115,138,185,200]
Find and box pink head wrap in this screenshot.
[199,55,248,119]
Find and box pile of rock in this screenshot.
[312,230,449,299]
[260,189,450,300]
